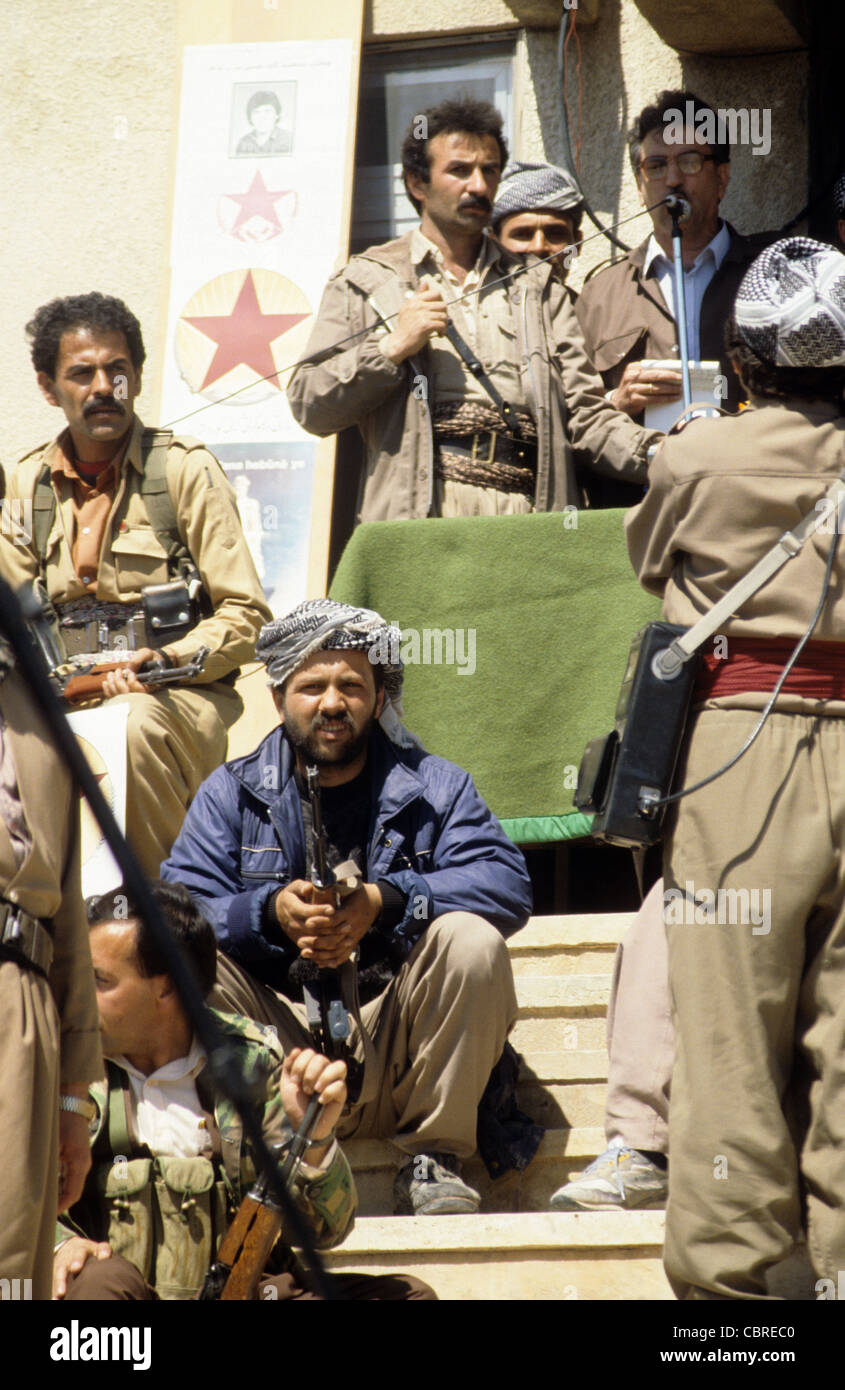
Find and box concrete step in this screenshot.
[516,973,613,1013]
[507,914,629,974]
[509,914,634,953]
[511,974,612,1054]
[322,1210,671,1300]
[345,1127,610,1216]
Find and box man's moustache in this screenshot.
[459,198,490,212]
[84,399,124,415]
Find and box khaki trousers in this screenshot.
[106,681,242,877]
[663,708,845,1299]
[0,961,60,1302]
[605,878,673,1153]
[209,913,518,1160]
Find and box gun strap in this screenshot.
[663,465,845,673]
[443,320,527,442]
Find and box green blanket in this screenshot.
[330,511,660,840]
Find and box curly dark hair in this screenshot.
[26,292,146,378]
[725,312,845,404]
[87,879,217,999]
[628,89,730,176]
[401,97,508,214]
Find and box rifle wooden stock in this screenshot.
[63,663,137,704]
[218,1194,284,1301]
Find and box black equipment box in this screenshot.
[575,621,701,848]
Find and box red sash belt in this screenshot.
[694,636,845,701]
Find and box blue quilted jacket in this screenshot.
[162,725,532,990]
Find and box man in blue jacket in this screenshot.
[163,599,531,1215]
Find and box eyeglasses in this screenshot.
[639,152,715,181]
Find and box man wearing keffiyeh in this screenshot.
[163,599,532,1215]
[490,161,584,284]
[625,237,845,1299]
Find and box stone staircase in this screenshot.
[322,910,674,1300]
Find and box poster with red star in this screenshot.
[160,39,360,613]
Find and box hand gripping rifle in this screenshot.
[62,647,210,704]
[200,1094,323,1301]
[299,764,365,1103]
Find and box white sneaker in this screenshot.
[550,1143,667,1211]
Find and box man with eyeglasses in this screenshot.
[576,89,772,504]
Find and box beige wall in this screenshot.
[0,0,808,465]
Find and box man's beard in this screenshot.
[283,708,375,767]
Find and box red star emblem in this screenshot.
[225,170,295,236]
[183,270,309,390]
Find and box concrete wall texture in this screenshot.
[0,0,808,464]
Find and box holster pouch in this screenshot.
[142,580,199,649]
[154,1156,229,1300]
[96,1153,235,1300]
[97,1156,155,1285]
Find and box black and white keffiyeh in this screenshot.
[491,161,583,229]
[257,599,417,748]
[833,172,845,219]
[734,237,845,368]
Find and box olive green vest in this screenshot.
[91,1062,240,1300]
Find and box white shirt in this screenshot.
[642,221,731,361]
[110,1038,212,1158]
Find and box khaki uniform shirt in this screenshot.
[5,418,272,683]
[406,228,525,410]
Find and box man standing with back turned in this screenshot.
[627,238,845,1299]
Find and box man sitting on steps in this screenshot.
[162,599,532,1217]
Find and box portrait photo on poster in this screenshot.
[230,81,296,157]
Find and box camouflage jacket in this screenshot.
[56,1009,356,1264]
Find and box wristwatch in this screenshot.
[59,1094,96,1121]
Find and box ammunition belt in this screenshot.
[57,600,146,659]
[432,401,537,496]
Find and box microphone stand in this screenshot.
[669,203,693,411]
[0,576,336,1300]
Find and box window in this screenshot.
[351,40,515,251]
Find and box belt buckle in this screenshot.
[0,902,21,946]
[471,431,497,465]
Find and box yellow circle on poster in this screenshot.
[175,268,313,404]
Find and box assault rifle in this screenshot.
[21,582,209,705]
[62,647,209,705]
[299,764,364,1102]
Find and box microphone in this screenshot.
[663,194,691,223]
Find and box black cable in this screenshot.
[653,514,842,810]
[556,5,630,254]
[0,577,337,1301]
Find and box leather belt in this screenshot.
[0,899,54,975]
[60,611,147,659]
[437,432,537,468]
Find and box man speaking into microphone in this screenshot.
[577,89,774,503]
